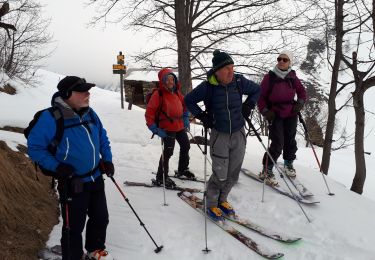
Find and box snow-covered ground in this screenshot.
[1,69,375,259]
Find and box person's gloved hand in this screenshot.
[103,161,115,177]
[56,163,74,179]
[183,112,190,129]
[195,112,213,129]
[242,103,253,119]
[148,123,167,138]
[293,103,303,113]
[263,110,275,122]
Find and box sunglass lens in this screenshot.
[277,57,289,62]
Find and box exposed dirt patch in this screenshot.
[0,84,16,95]
[0,126,24,134]
[0,140,59,260]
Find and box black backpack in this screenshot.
[24,106,96,177]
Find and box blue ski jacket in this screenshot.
[185,72,260,133]
[27,94,112,183]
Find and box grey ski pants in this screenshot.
[206,127,246,208]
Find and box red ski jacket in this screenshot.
[145,68,187,132]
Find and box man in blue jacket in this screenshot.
[28,76,114,260]
[185,50,260,221]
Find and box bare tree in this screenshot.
[320,0,345,175]
[0,0,52,85]
[88,0,312,94]
[339,0,375,194]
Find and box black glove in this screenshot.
[56,163,74,179]
[242,103,253,119]
[195,112,213,129]
[263,110,275,122]
[293,103,303,113]
[103,161,115,177]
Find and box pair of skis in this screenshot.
[240,168,319,204]
[178,191,301,259]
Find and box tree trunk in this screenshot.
[350,88,366,194]
[321,0,344,175]
[175,1,192,95]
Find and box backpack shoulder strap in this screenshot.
[203,81,213,112]
[47,106,64,155]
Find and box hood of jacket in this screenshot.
[158,68,180,93]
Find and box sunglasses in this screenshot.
[277,57,289,63]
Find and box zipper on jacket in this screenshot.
[225,86,232,134]
[80,117,96,173]
[63,137,69,161]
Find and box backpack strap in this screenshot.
[47,107,64,155]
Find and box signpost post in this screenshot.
[113,51,126,109]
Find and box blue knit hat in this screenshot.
[212,49,234,72]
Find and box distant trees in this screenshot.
[0,0,52,84]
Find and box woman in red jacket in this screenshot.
[257,51,307,186]
[145,68,194,188]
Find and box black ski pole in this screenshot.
[110,176,163,253]
[161,139,168,206]
[62,180,71,260]
[261,122,271,203]
[202,126,211,253]
[297,112,334,196]
[244,117,312,223]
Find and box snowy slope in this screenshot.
[1,69,375,259]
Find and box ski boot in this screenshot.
[152,175,176,188]
[284,160,296,178]
[175,169,196,180]
[87,249,113,260]
[260,167,278,186]
[219,201,235,217]
[207,206,224,222]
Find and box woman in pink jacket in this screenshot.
[257,50,307,186]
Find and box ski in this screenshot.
[151,171,205,183]
[178,191,284,259]
[240,168,319,204]
[224,215,302,243]
[275,163,314,197]
[286,175,314,197]
[124,180,202,193]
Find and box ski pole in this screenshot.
[245,117,312,223]
[261,122,272,203]
[110,176,164,253]
[186,129,213,167]
[62,180,71,260]
[161,139,168,206]
[202,126,211,253]
[297,112,334,196]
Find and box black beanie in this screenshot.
[212,49,234,72]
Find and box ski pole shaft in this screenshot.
[161,139,168,206]
[297,113,334,196]
[202,126,211,253]
[186,129,213,167]
[110,176,163,253]
[262,129,271,203]
[245,118,311,223]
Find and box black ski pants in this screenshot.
[58,176,109,260]
[157,129,190,178]
[262,115,298,167]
